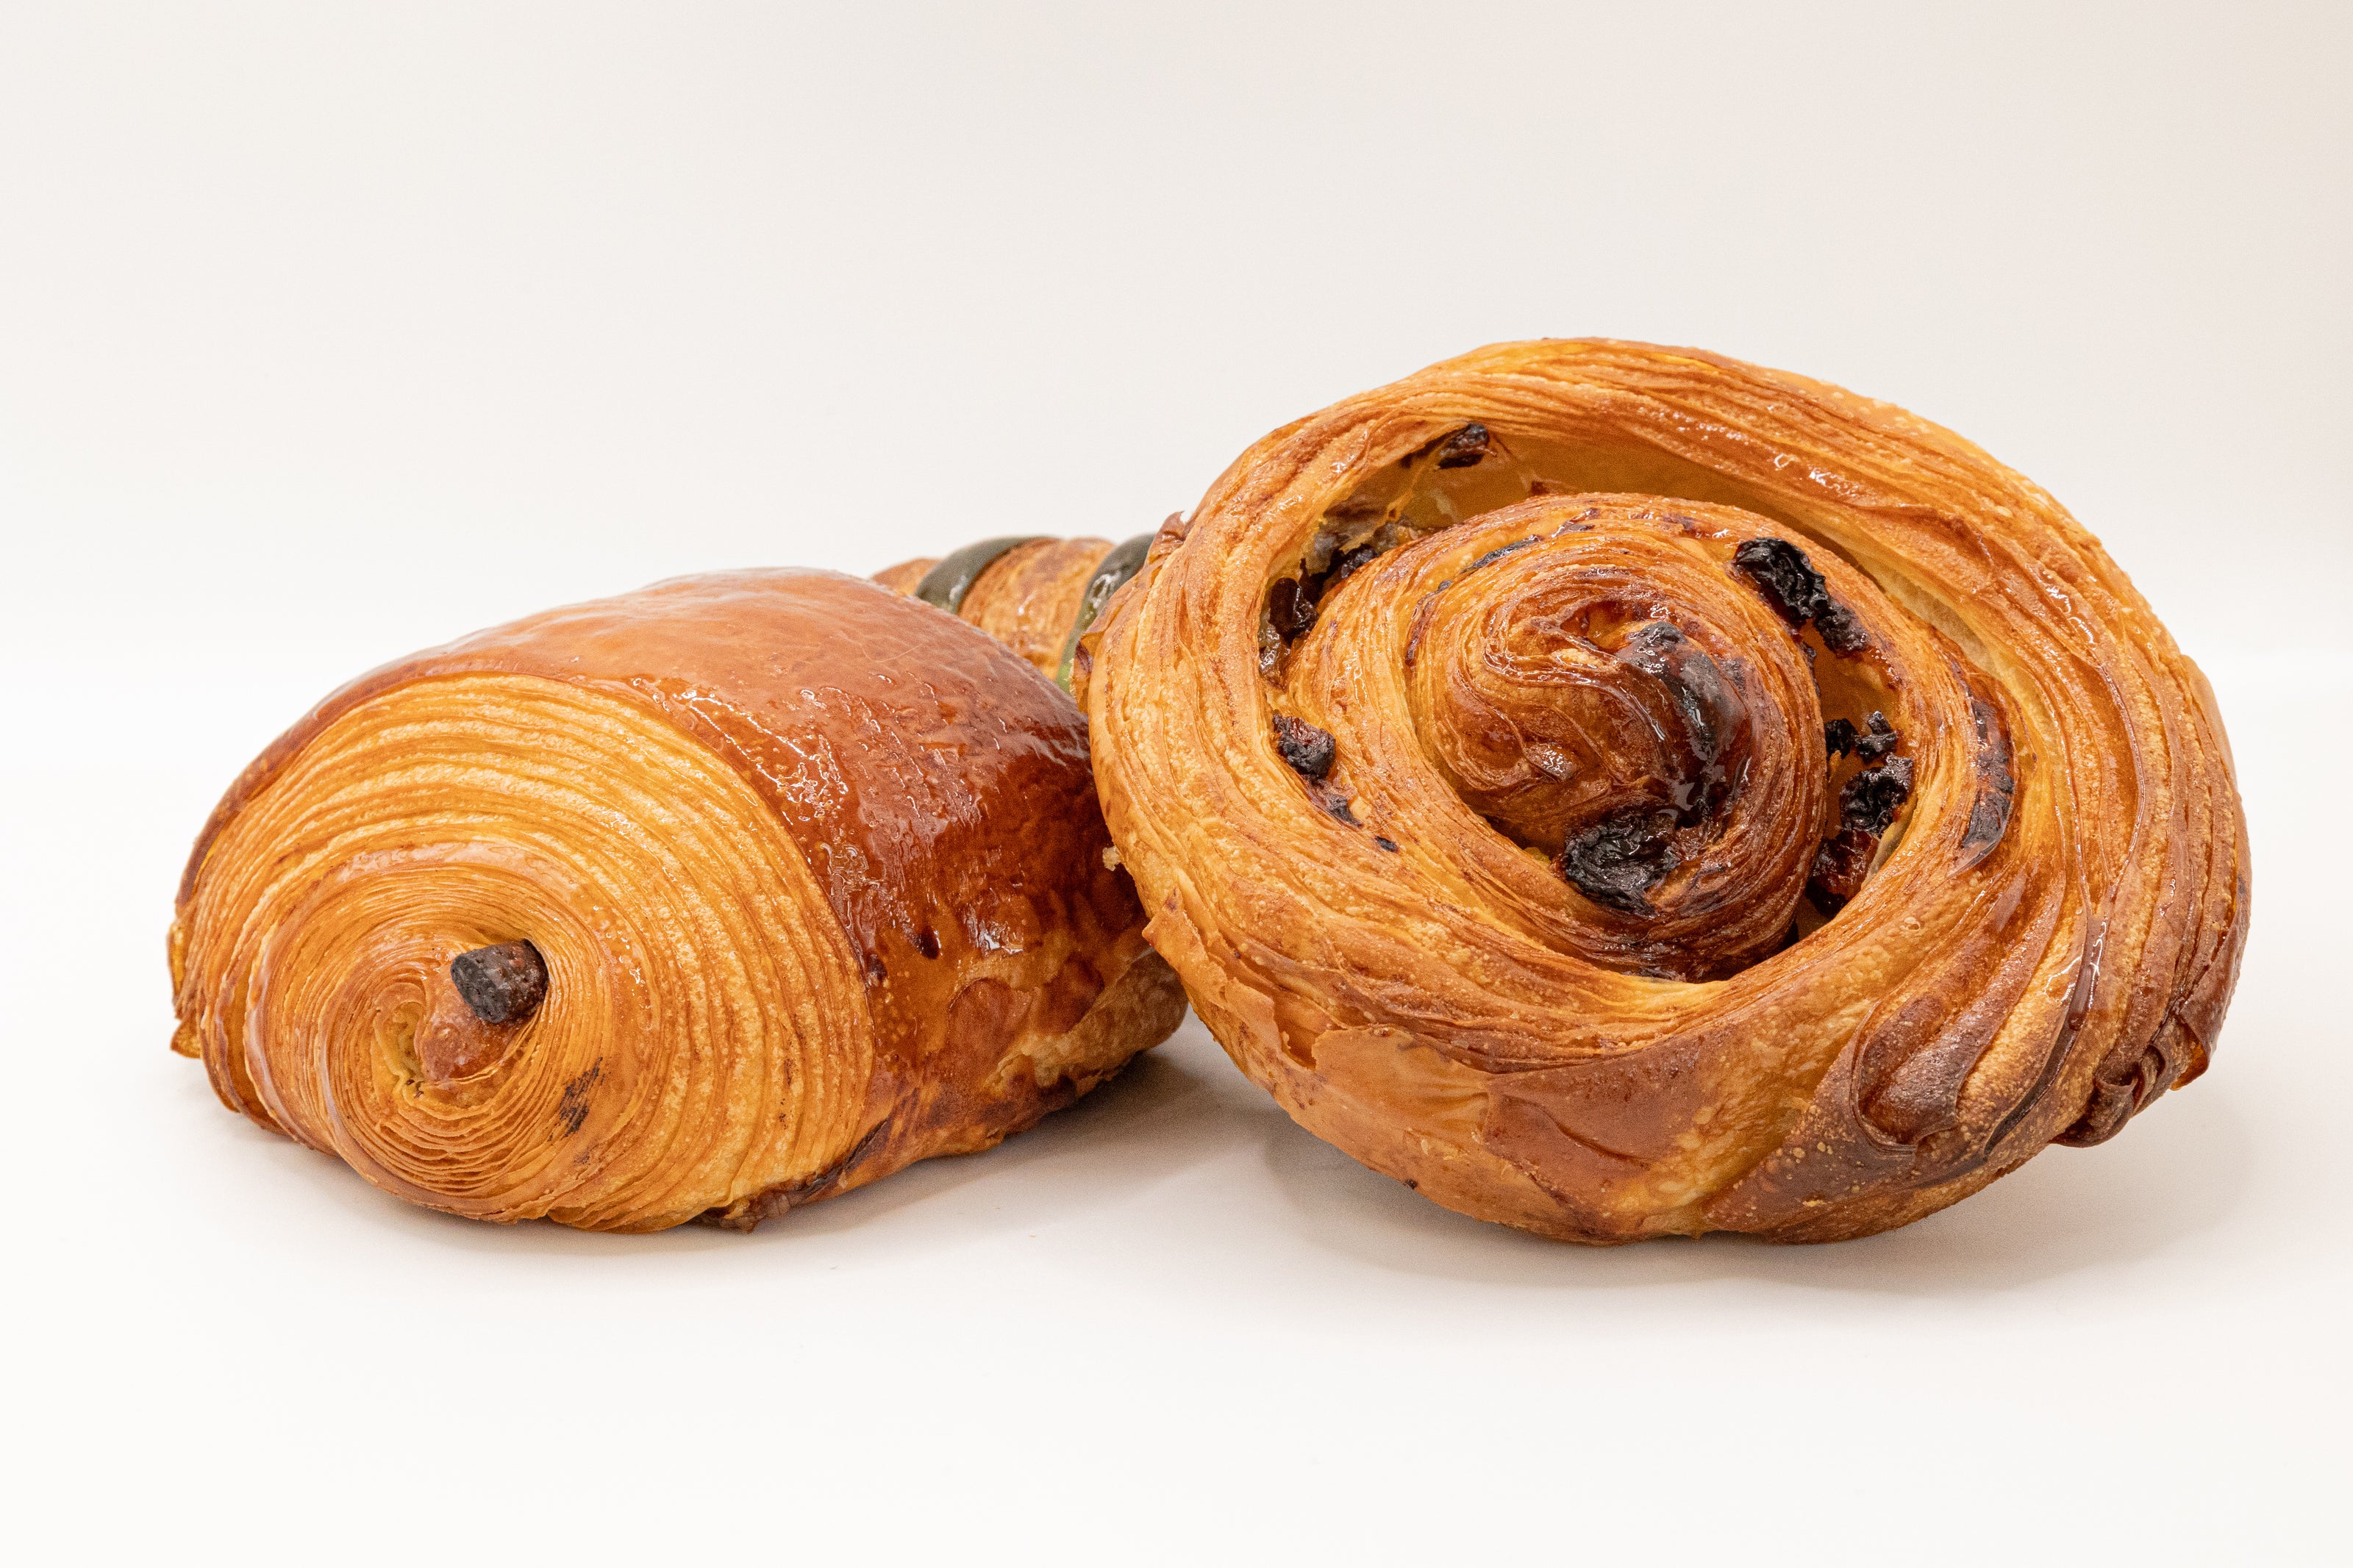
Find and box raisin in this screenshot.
[1805,826,1877,914]
[1299,543,1381,615]
[1272,714,1337,780]
[1824,718,1858,757]
[1434,423,1490,468]
[1329,543,1379,585]
[1840,756,1915,837]
[1556,807,1679,914]
[450,941,549,1025]
[1730,537,1868,653]
[1854,711,1899,763]
[1374,836,1400,853]
[1267,577,1315,642]
[1730,538,1830,628]
[1257,612,1283,675]
[1813,597,1871,654]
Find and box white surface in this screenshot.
[4,4,2349,1564]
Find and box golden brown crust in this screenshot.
[1080,339,2249,1244]
[171,568,1183,1231]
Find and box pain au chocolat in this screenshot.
[170,569,1185,1231]
[876,534,1155,693]
[1054,339,2246,1243]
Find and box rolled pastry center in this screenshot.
[1269,492,1948,983]
[178,674,873,1231]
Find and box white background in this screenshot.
[4,4,2348,1563]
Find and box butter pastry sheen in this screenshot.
[171,568,1184,1231]
[1072,339,2248,1243]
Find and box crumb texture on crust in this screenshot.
[171,569,1182,1231]
[1078,338,2249,1244]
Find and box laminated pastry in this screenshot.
[1068,339,2248,1243]
[170,569,1185,1231]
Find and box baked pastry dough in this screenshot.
[1074,340,2249,1242]
[171,570,1184,1231]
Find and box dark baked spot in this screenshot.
[914,926,942,960]
[1853,711,1899,763]
[1824,718,1857,757]
[1613,620,1745,821]
[1310,780,1361,826]
[1556,806,1680,914]
[1961,696,2017,859]
[1463,537,1540,577]
[1434,422,1491,468]
[557,1059,603,1138]
[450,941,548,1026]
[1272,714,1336,779]
[1402,593,1441,670]
[1840,756,1915,837]
[862,951,888,985]
[1374,836,1400,853]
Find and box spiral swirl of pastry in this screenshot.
[171,570,1184,1231]
[1077,340,2249,1243]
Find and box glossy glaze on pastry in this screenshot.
[1071,340,2247,1243]
[171,569,1185,1231]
